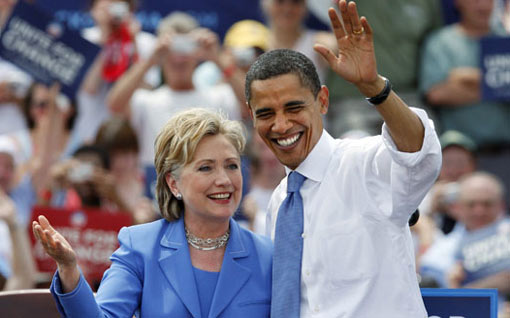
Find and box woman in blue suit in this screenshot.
[32,108,273,317]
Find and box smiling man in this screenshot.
[245,1,442,317]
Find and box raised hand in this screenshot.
[314,0,378,86]
[33,215,80,292]
[0,190,17,228]
[32,215,77,268]
[193,28,221,64]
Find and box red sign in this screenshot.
[29,206,132,286]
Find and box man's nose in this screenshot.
[272,113,292,134]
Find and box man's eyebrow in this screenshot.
[255,107,273,116]
[284,100,306,107]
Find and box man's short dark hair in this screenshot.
[245,49,321,105]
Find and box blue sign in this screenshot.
[480,36,510,101]
[34,0,328,40]
[0,1,100,98]
[421,288,498,318]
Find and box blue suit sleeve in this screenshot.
[51,271,102,318]
[50,226,143,318]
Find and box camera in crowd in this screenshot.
[67,162,94,183]
[170,35,198,55]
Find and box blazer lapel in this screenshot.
[159,218,201,318]
[208,219,251,318]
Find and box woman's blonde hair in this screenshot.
[154,108,246,222]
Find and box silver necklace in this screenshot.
[185,227,230,251]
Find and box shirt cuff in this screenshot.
[50,269,99,317]
[381,107,441,167]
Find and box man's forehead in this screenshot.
[251,74,311,97]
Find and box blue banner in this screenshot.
[34,0,328,40]
[0,1,100,98]
[421,288,498,318]
[481,36,510,101]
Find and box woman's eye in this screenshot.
[227,163,239,170]
[198,166,211,172]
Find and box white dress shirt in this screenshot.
[267,108,442,318]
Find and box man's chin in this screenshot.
[278,155,301,170]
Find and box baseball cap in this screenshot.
[439,130,477,152]
[224,20,269,51]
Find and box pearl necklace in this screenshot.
[185,227,230,251]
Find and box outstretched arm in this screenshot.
[107,34,170,116]
[32,215,79,293]
[0,191,37,290]
[314,0,424,152]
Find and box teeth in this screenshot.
[277,134,300,147]
[209,193,230,199]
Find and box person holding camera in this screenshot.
[65,0,159,156]
[33,108,272,317]
[48,145,130,214]
[107,12,242,169]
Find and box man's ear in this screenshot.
[165,173,179,197]
[318,85,329,115]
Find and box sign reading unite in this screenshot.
[0,1,99,98]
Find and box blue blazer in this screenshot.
[51,217,273,317]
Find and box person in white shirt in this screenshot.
[107,12,241,167]
[65,0,159,157]
[245,1,442,317]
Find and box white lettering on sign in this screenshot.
[1,16,85,85]
[51,226,119,264]
[462,233,510,271]
[484,54,510,89]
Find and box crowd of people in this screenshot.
[1,0,510,317]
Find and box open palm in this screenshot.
[32,215,77,267]
[314,0,378,85]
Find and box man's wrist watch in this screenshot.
[366,77,392,106]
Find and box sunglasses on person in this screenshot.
[31,100,49,109]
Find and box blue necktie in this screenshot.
[271,171,306,318]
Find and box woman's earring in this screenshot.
[176,193,182,200]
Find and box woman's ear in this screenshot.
[165,173,179,197]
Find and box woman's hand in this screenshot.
[32,215,80,292]
[32,215,77,268]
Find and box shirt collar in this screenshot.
[285,129,335,183]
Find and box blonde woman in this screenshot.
[33,108,272,317]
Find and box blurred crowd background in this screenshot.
[0,0,509,316]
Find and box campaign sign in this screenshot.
[29,206,132,285]
[421,288,498,318]
[481,36,510,101]
[0,1,100,98]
